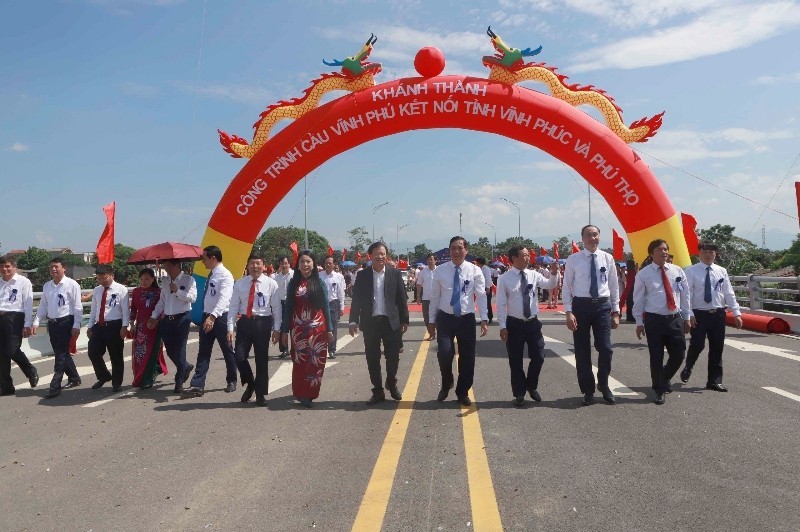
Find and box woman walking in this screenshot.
[130,268,167,388]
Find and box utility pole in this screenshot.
[372,201,389,242]
[501,197,521,241]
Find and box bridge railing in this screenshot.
[729,275,800,311]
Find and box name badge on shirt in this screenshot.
[599,267,607,284]
[108,293,118,307]
[462,279,470,294]
[144,291,156,308]
[209,282,217,296]
[525,283,533,294]
[715,279,724,291]
[257,291,266,307]
[674,277,684,292]
[8,288,17,303]
[57,293,66,307]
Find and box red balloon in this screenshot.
[414,47,445,77]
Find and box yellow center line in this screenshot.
[351,338,431,532]
[461,389,504,531]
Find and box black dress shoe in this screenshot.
[255,395,268,406]
[457,395,472,407]
[0,389,15,397]
[29,367,39,388]
[513,396,525,408]
[388,386,402,401]
[328,352,336,359]
[680,366,692,383]
[63,379,81,389]
[45,389,61,399]
[183,364,194,385]
[298,398,313,408]
[706,383,728,392]
[665,381,673,394]
[599,387,616,405]
[241,384,254,403]
[92,379,110,390]
[528,389,542,402]
[278,351,289,359]
[173,384,184,394]
[437,385,452,402]
[112,385,121,392]
[654,393,665,405]
[366,390,386,405]
[582,393,595,406]
[182,386,204,397]
[225,382,236,393]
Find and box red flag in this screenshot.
[341,248,347,261]
[355,250,362,263]
[612,229,625,260]
[500,254,508,266]
[530,249,536,262]
[96,202,115,264]
[553,242,560,260]
[398,259,408,269]
[539,246,548,256]
[289,241,299,265]
[796,182,800,227]
[681,212,699,255]
[327,244,334,257]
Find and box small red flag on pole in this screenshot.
[612,229,624,260]
[355,251,362,264]
[289,241,299,265]
[341,248,347,261]
[553,242,560,260]
[96,202,116,264]
[539,246,548,256]
[681,213,699,255]
[571,240,580,254]
[327,244,334,257]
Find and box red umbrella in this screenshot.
[127,242,203,265]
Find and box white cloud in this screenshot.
[568,2,800,72]
[752,71,800,85]
[321,25,487,60]
[34,230,54,246]
[8,142,29,152]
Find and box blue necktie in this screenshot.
[521,270,531,319]
[704,266,712,303]
[450,266,462,316]
[589,254,599,298]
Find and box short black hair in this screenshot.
[95,264,114,276]
[647,239,669,255]
[698,241,718,251]
[50,257,67,267]
[246,253,265,263]
[203,245,223,262]
[324,256,335,264]
[449,236,468,249]
[426,253,435,260]
[508,245,526,259]
[368,241,387,255]
[0,255,16,266]
[581,225,600,236]
[475,257,486,265]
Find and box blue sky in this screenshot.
[2,0,800,256]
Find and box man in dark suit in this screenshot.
[349,241,409,405]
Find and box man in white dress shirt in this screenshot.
[149,259,196,393]
[632,239,692,405]
[427,236,488,407]
[321,256,345,359]
[86,264,130,392]
[227,253,281,406]
[497,246,561,407]
[415,253,437,327]
[563,225,621,406]
[272,256,293,358]
[0,255,38,395]
[680,241,743,392]
[184,245,239,397]
[32,257,84,399]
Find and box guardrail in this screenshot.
[730,275,800,311]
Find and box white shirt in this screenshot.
[203,263,234,317]
[415,266,435,301]
[480,264,493,289]
[372,268,387,317]
[33,276,83,328]
[152,272,197,318]
[0,273,34,327]
[562,249,620,312]
[227,274,282,332]
[496,266,560,328]
[271,269,294,301]
[89,281,130,327]
[429,261,488,321]
[631,263,692,325]
[685,262,741,316]
[322,271,346,311]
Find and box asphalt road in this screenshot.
[2,308,799,531]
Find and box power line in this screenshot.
[748,148,800,234]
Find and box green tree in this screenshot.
[347,226,371,253]
[16,247,53,290]
[413,243,433,261]
[101,244,139,287]
[470,236,493,261]
[775,233,800,274]
[252,226,330,267]
[697,224,763,275]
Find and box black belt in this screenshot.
[645,312,682,320]
[240,314,272,320]
[573,297,608,304]
[693,308,723,314]
[165,312,188,320]
[95,319,122,327]
[0,310,23,317]
[508,315,538,323]
[49,315,74,323]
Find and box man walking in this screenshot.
[0,255,38,395]
[87,264,130,392]
[562,225,621,405]
[321,256,345,359]
[349,242,409,405]
[427,236,488,407]
[272,256,293,359]
[681,241,742,392]
[415,253,437,329]
[476,257,495,324]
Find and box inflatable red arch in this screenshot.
[193,39,687,314]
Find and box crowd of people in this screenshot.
[0,225,741,407]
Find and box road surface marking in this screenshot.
[351,338,431,532]
[725,339,800,362]
[267,334,356,393]
[461,390,504,531]
[543,335,640,396]
[763,387,800,403]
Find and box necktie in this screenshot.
[704,266,712,304]
[660,266,677,311]
[246,278,256,318]
[98,286,108,325]
[589,254,599,298]
[450,266,462,316]
[521,270,531,319]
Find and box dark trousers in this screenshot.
[362,316,400,392]
[328,300,340,354]
[436,311,476,397]
[486,289,494,322]
[160,312,191,384]
[279,301,288,353]
[571,298,613,394]
[191,312,238,388]
[47,316,80,392]
[644,313,686,394]
[87,320,125,387]
[235,316,271,397]
[686,309,726,384]
[0,312,26,392]
[625,290,635,321]
[505,316,545,397]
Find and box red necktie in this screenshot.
[660,266,676,312]
[98,287,108,325]
[246,278,256,318]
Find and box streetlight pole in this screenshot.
[484,222,496,256]
[500,197,521,241]
[372,201,389,242]
[396,224,408,261]
[303,177,309,249]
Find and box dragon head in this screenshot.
[323,34,382,79]
[483,26,542,71]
